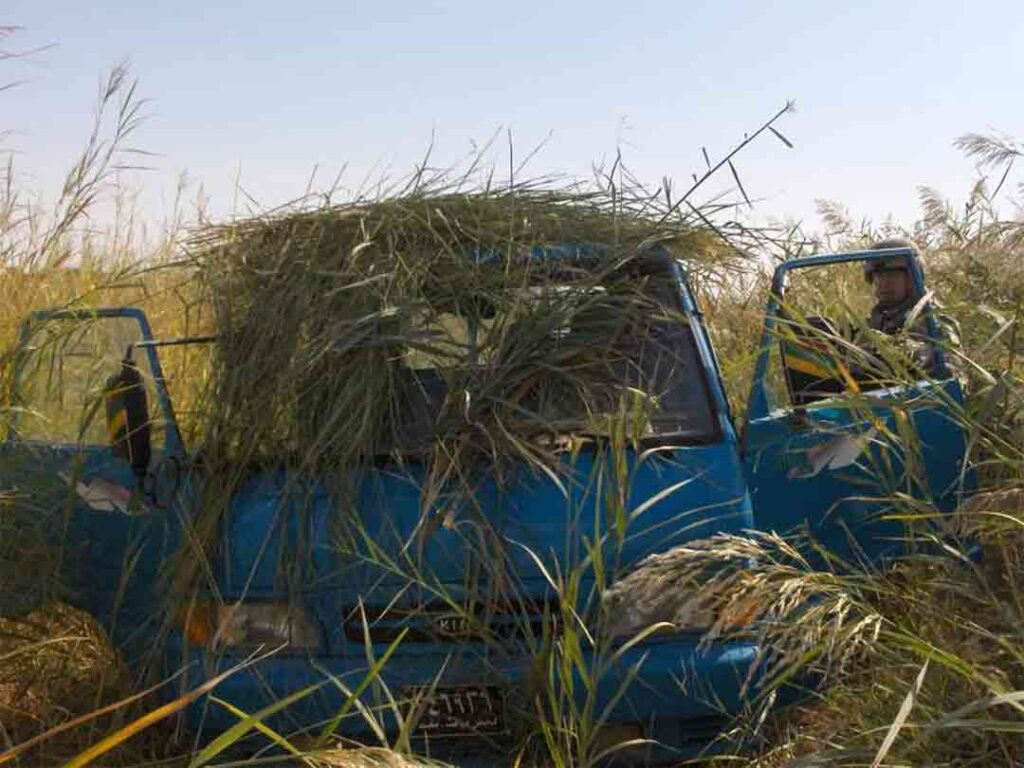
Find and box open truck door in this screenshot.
[741,248,975,567]
[1,308,182,658]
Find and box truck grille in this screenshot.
[342,597,562,645]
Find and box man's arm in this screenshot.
[909,311,965,381]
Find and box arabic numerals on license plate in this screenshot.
[409,685,505,736]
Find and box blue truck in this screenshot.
[1,245,974,763]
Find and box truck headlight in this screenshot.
[603,591,717,639]
[602,581,760,640]
[179,601,322,652]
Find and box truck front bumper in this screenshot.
[170,634,764,762]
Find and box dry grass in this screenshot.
[0,603,128,760]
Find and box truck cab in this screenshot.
[0,245,973,763]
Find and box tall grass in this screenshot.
[699,146,1024,766]
[6,44,1024,768]
[0,57,206,764]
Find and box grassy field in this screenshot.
[3,67,1024,767]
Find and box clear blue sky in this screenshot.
[4,0,1023,232]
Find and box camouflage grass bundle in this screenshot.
[186,184,735,484]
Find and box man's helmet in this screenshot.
[863,237,921,283]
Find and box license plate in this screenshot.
[406,685,505,736]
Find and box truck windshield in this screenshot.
[383,266,719,451]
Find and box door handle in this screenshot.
[787,407,811,431]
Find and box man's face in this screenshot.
[872,268,912,305]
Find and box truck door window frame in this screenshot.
[8,307,183,455]
[744,248,950,430]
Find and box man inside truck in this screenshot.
[862,237,962,380]
[781,238,963,405]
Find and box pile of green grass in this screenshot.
[185,186,731,471]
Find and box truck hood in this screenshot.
[215,441,751,655]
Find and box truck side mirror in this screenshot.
[104,347,152,479]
